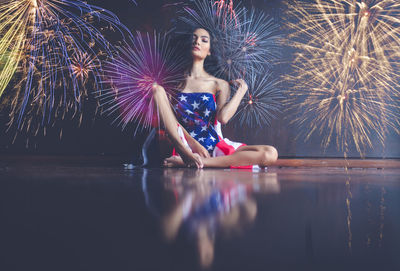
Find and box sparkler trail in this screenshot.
[233,69,282,128]
[284,0,400,156]
[0,0,131,140]
[100,31,186,132]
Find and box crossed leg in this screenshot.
[152,84,203,168]
[152,84,278,168]
[164,145,278,168]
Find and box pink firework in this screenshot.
[100,32,185,132]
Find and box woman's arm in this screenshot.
[216,79,248,125]
[152,84,203,168]
[180,125,211,158]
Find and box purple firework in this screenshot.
[100,31,186,132]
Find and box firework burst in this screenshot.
[100,31,186,132]
[179,0,242,39]
[2,49,101,144]
[232,69,282,128]
[179,0,281,81]
[0,0,131,141]
[0,0,32,98]
[216,7,281,80]
[70,51,99,85]
[285,0,400,156]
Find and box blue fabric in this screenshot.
[174,92,220,153]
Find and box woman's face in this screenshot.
[191,28,211,60]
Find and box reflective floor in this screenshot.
[0,158,399,271]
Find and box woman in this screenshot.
[152,28,278,168]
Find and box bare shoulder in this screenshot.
[217,78,229,89]
[207,76,229,92]
[211,77,230,106]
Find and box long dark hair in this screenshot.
[172,26,220,90]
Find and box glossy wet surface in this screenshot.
[0,159,399,271]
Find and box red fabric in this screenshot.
[215,140,238,156]
[215,141,253,169]
[172,123,185,156]
[172,105,254,168]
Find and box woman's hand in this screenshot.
[231,79,248,94]
[180,126,210,158]
[182,152,204,168]
[216,78,248,125]
[189,140,211,158]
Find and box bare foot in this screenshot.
[174,147,204,168]
[164,156,185,167]
[164,154,203,168]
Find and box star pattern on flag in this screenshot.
[174,92,219,153]
[201,95,210,101]
[179,95,187,102]
[191,101,200,109]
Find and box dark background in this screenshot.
[0,0,398,158]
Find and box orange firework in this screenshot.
[284,0,400,156]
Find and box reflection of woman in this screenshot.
[141,169,279,268]
[160,176,257,269]
[152,28,278,168]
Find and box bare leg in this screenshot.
[152,84,203,168]
[165,145,278,168]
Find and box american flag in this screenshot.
[174,92,220,153]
